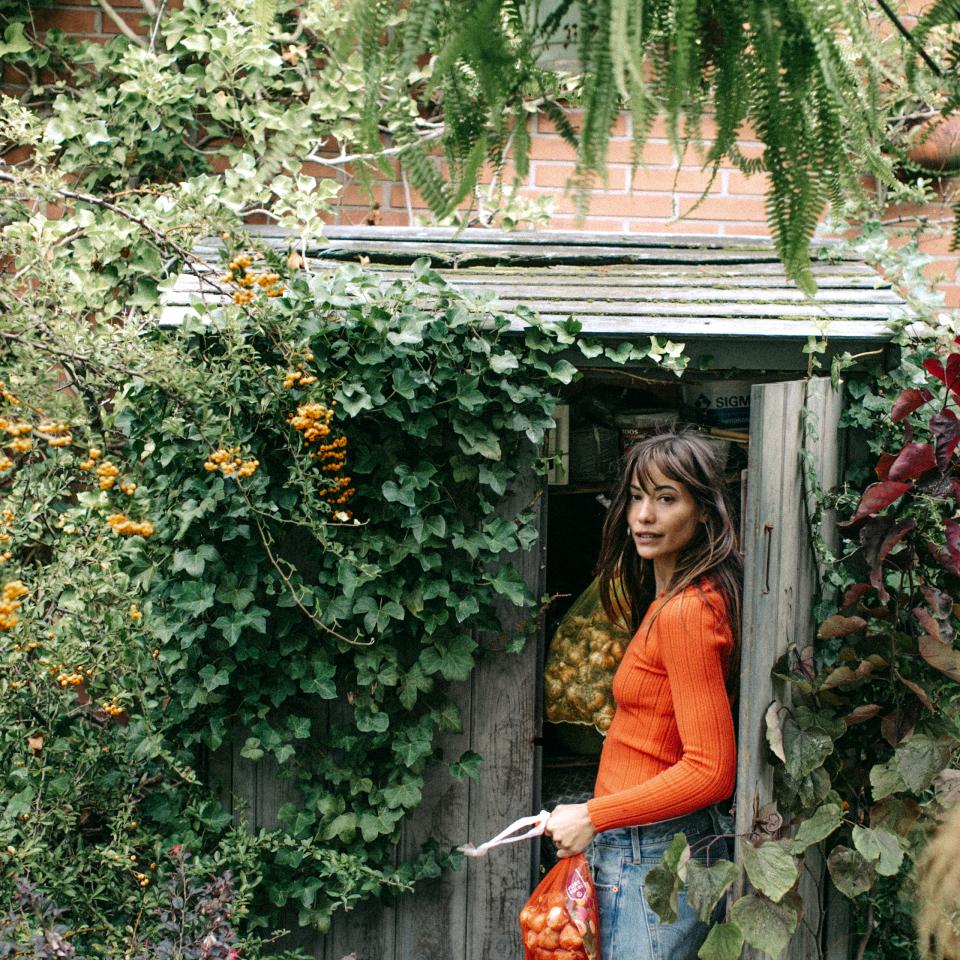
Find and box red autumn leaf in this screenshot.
[844,704,882,726]
[919,633,960,682]
[915,606,941,642]
[930,409,960,470]
[840,481,912,526]
[842,583,872,609]
[922,584,955,642]
[861,518,916,601]
[888,443,936,481]
[925,356,946,382]
[949,353,960,393]
[926,520,960,578]
[890,387,933,422]
[925,353,960,395]
[817,614,868,639]
[820,660,876,690]
[875,453,896,480]
[881,709,917,748]
[894,669,934,710]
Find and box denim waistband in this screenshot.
[594,806,716,856]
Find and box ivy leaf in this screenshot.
[578,339,605,359]
[240,737,264,761]
[300,660,337,699]
[448,750,483,782]
[730,894,798,957]
[198,664,230,692]
[489,351,519,373]
[322,812,358,842]
[398,664,432,709]
[697,921,744,960]
[382,778,422,810]
[826,845,877,898]
[686,859,740,923]
[0,22,31,58]
[895,735,952,793]
[485,569,528,606]
[420,636,476,680]
[740,841,798,903]
[790,803,843,854]
[852,825,904,877]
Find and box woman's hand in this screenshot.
[545,803,596,858]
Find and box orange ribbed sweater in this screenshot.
[586,581,736,833]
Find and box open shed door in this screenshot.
[735,377,847,960]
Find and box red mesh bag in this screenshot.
[519,854,600,960]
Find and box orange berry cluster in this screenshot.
[283,368,318,389]
[288,404,356,509]
[288,403,334,443]
[57,670,86,688]
[0,580,28,631]
[95,461,119,490]
[106,513,155,537]
[0,509,13,564]
[219,252,285,304]
[36,420,73,448]
[6,430,32,454]
[203,447,259,478]
[0,380,20,406]
[101,696,125,718]
[129,604,142,621]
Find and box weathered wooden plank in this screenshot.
[393,680,472,960]
[309,240,801,267]
[162,284,899,319]
[735,377,844,960]
[465,471,545,960]
[172,273,900,306]
[239,223,864,262]
[160,302,898,341]
[514,317,895,338]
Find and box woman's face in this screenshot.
[627,465,703,582]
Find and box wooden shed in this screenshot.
[164,227,907,960]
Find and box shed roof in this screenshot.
[163,226,907,370]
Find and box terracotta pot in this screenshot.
[906,113,960,172]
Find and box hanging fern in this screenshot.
[351,0,894,288]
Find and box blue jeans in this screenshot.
[585,806,730,960]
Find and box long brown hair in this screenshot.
[596,429,743,677]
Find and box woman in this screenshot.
[545,429,742,959]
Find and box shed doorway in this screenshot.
[539,375,847,960]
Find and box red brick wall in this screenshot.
[23,2,960,306]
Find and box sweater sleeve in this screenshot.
[586,592,736,833]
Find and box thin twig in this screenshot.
[94,0,147,47]
[874,0,943,78]
[854,902,875,960]
[138,0,158,16]
[305,128,446,168]
[250,513,372,646]
[400,168,415,227]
